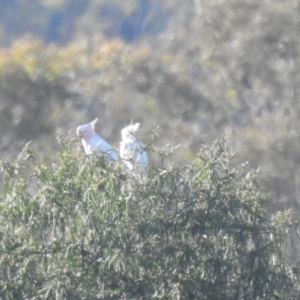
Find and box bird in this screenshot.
[76,118,119,160]
[119,123,148,182]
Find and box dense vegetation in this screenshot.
[1,1,300,297]
[0,0,300,212]
[0,140,299,299]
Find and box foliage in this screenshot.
[0,36,202,161]
[0,140,298,299]
[1,0,300,271]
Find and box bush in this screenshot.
[0,139,298,299]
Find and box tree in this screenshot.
[0,139,298,299]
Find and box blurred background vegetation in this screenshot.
[0,0,300,218]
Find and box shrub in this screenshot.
[0,139,298,299]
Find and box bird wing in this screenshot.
[134,141,148,183]
[91,134,119,160]
[136,142,148,166]
[120,139,148,183]
[120,141,134,169]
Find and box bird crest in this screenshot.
[89,118,98,130]
[121,123,140,140]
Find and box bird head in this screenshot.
[121,123,140,141]
[76,118,98,139]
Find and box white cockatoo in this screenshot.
[77,118,119,160]
[119,123,148,182]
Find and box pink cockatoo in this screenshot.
[120,123,148,182]
[77,118,119,160]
